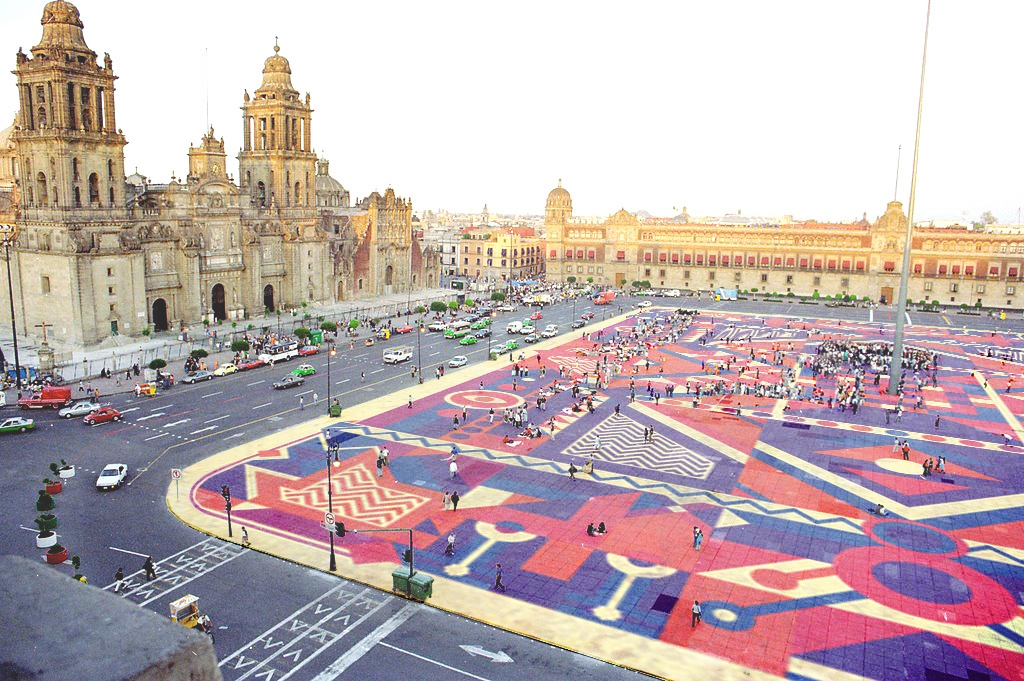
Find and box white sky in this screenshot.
[1,1,1022,223]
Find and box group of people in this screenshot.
[586,522,608,536]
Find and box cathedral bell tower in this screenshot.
[12,0,127,216]
[238,41,316,212]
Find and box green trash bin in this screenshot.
[392,567,411,594]
[409,572,434,600]
[309,329,324,344]
[329,403,342,418]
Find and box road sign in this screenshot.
[170,468,182,480]
[324,511,335,526]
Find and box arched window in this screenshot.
[257,181,266,208]
[72,158,80,181]
[294,182,300,205]
[37,107,46,128]
[36,172,48,205]
[108,187,114,205]
[107,159,114,179]
[88,173,100,204]
[73,186,81,207]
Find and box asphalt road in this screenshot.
[3,293,1018,680]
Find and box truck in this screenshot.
[593,291,616,305]
[715,288,738,301]
[18,385,73,410]
[382,346,414,364]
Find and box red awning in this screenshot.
[658,253,667,262]
[722,256,731,265]
[747,256,756,266]
[952,265,960,274]
[683,255,692,263]
[774,257,782,266]
[587,250,596,259]
[799,258,808,267]
[1010,267,1019,277]
[786,257,795,266]
[813,260,822,268]
[616,251,626,260]
[549,249,557,258]
[856,261,865,271]
[708,256,717,264]
[913,264,922,273]
[575,249,584,259]
[644,253,652,262]
[671,253,679,263]
[760,256,770,265]
[841,260,851,270]
[965,266,974,275]
[564,249,572,259]
[938,265,947,274]
[990,266,1000,275]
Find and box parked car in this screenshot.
[58,400,104,419]
[84,407,123,425]
[273,375,305,390]
[237,358,266,371]
[298,345,320,357]
[0,416,35,434]
[459,335,478,346]
[182,370,214,384]
[448,355,468,368]
[95,463,128,490]
[213,363,238,376]
[291,363,316,377]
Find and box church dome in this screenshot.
[546,179,572,209]
[315,160,346,194]
[34,0,93,56]
[258,43,296,94]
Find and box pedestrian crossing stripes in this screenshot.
[564,417,716,480]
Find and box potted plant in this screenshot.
[46,543,68,565]
[71,555,88,584]
[56,459,75,479]
[36,489,55,512]
[43,478,63,495]
[36,513,58,531]
[35,516,57,549]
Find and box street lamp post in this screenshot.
[326,338,336,414]
[326,443,340,571]
[416,324,424,384]
[0,224,22,390]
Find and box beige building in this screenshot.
[544,180,1024,310]
[0,1,438,346]
[455,226,544,286]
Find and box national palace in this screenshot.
[544,181,1024,310]
[0,1,439,346]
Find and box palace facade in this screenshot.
[544,181,1024,310]
[0,1,438,346]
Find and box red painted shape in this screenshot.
[739,458,865,518]
[843,467,969,495]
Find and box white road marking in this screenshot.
[119,407,140,414]
[429,351,440,356]
[336,378,350,385]
[379,643,491,680]
[204,415,230,424]
[308,604,425,681]
[190,426,217,435]
[296,389,314,397]
[201,391,223,399]
[135,412,166,421]
[247,380,265,386]
[148,405,165,412]
[144,432,169,442]
[252,402,272,410]
[224,432,246,440]
[371,368,385,374]
[163,419,191,427]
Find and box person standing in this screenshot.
[241,527,251,548]
[312,392,318,404]
[299,396,305,410]
[692,526,700,549]
[494,562,507,592]
[444,532,456,556]
[143,556,157,581]
[450,490,460,511]
[113,567,125,594]
[695,529,703,552]
[408,395,413,409]
[488,407,495,424]
[568,460,577,481]
[691,600,702,628]
[376,456,384,478]
[442,490,451,511]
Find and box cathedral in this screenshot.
[0,1,439,346]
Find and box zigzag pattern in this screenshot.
[280,463,429,527]
[564,417,715,480]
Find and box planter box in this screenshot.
[36,515,58,531]
[45,482,63,495]
[36,533,57,549]
[45,547,68,565]
[58,466,75,479]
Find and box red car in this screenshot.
[298,345,320,357]
[581,312,595,320]
[395,325,414,334]
[83,407,123,425]
[530,311,543,320]
[236,358,266,371]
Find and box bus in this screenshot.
[258,340,299,365]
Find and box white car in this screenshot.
[637,301,652,309]
[58,400,104,419]
[96,463,128,490]
[448,355,468,368]
[427,321,447,332]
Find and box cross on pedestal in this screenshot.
[34,320,51,344]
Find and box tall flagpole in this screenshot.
[889,0,931,395]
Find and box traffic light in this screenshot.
[335,521,346,538]
[220,485,231,501]
[402,549,413,564]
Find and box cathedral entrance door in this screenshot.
[263,284,275,313]
[212,284,227,321]
[384,265,394,296]
[152,298,169,332]
[880,286,893,305]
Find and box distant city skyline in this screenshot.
[1,0,1021,223]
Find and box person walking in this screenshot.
[449,460,458,479]
[692,526,700,549]
[488,407,495,424]
[691,600,702,628]
[143,556,157,581]
[312,392,318,404]
[240,526,251,548]
[568,460,578,481]
[494,562,507,592]
[695,529,704,552]
[444,532,456,556]
[408,395,413,409]
[450,490,460,511]
[934,414,941,429]
[376,455,384,478]
[113,567,125,594]
[442,490,451,511]
[361,371,365,383]
[299,396,305,410]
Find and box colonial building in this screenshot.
[455,227,544,286]
[544,181,1024,310]
[0,1,438,346]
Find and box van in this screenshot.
[506,321,523,334]
[450,320,471,332]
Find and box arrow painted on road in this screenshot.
[163,419,191,427]
[136,412,166,421]
[459,645,513,663]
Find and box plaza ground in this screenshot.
[168,307,1024,681]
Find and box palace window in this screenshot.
[761,256,770,266]
[799,258,808,268]
[1008,286,1016,295]
[786,257,795,267]
[734,272,742,282]
[671,253,679,263]
[924,282,933,291]
[644,268,651,277]
[841,260,851,270]
[683,271,690,280]
[1011,268,1020,278]
[884,261,895,272]
[760,274,768,283]
[658,253,667,262]
[708,271,716,281]
[913,264,922,274]
[644,253,653,263]
[683,254,692,264]
[950,283,959,293]
[841,278,850,288]
[990,266,1000,276]
[952,265,961,275]
[616,251,626,261]
[965,266,974,276]
[975,284,986,293]
[40,276,50,294]
[938,265,947,274]
[813,276,821,286]
[786,275,793,284]
[827,259,837,270]
[696,255,704,265]
[565,249,573,259]
[856,261,865,271]
[708,255,716,265]
[659,269,666,277]
[813,259,822,269]
[549,249,556,258]
[588,250,596,260]
[722,255,730,265]
[747,256,756,266]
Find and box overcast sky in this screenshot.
[2,1,1021,223]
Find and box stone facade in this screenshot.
[0,1,438,346]
[544,181,1024,310]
